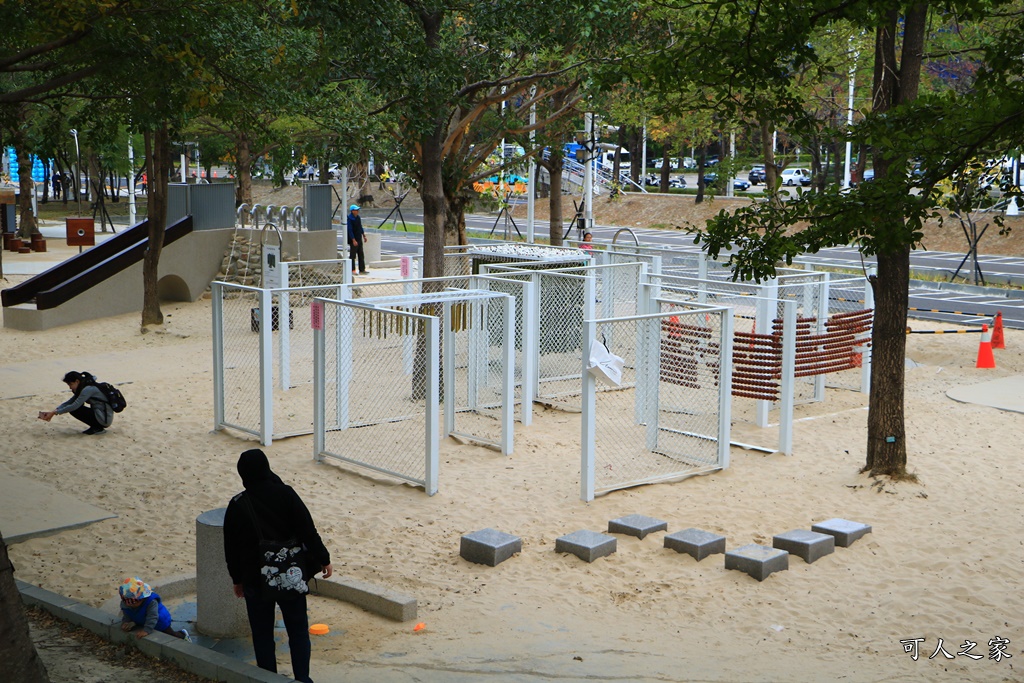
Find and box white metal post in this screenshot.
[211,282,225,431]
[258,287,274,445]
[520,277,537,425]
[313,302,325,461]
[843,43,858,189]
[814,274,829,401]
[500,295,515,455]
[424,316,440,496]
[755,282,778,428]
[580,318,597,502]
[443,301,455,438]
[584,113,594,234]
[778,301,797,455]
[128,132,136,226]
[861,273,874,393]
[527,89,536,243]
[718,310,734,469]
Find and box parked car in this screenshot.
[681,157,698,170]
[702,172,719,185]
[780,168,812,186]
[748,165,767,185]
[653,158,680,170]
[733,178,752,191]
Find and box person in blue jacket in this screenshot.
[346,204,367,275]
[119,577,191,641]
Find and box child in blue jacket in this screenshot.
[119,577,192,642]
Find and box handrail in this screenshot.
[236,203,250,227]
[249,204,263,230]
[612,227,640,246]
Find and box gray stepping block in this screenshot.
[664,528,726,561]
[460,528,522,567]
[555,530,617,563]
[772,529,835,563]
[725,544,789,581]
[811,518,872,547]
[608,515,668,540]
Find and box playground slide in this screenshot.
[1,216,193,311]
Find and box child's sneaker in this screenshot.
[182,629,193,643]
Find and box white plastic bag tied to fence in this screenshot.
[588,339,625,387]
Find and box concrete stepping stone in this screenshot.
[725,544,789,581]
[772,529,835,563]
[555,530,617,563]
[608,515,668,540]
[460,528,522,567]
[664,528,726,561]
[811,518,872,547]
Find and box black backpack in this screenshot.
[79,371,126,413]
[96,382,127,413]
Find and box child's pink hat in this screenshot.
[120,577,152,600]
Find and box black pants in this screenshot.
[349,238,365,273]
[69,406,105,430]
[243,586,312,683]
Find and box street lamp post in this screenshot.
[69,129,82,215]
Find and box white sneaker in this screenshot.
[182,628,193,643]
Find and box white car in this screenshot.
[780,168,812,186]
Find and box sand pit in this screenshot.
[2,280,1022,681]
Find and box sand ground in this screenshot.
[2,234,1023,682]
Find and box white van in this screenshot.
[597,147,630,168]
[780,168,811,186]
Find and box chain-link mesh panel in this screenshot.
[317,301,437,489]
[214,283,264,439]
[474,276,531,421]
[270,285,345,437]
[819,275,872,391]
[652,282,782,452]
[283,259,350,288]
[585,309,729,499]
[445,294,513,448]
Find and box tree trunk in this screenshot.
[444,192,469,246]
[420,126,447,280]
[862,5,927,477]
[760,116,779,201]
[548,159,564,246]
[695,150,706,204]
[659,147,671,192]
[142,124,171,327]
[16,147,37,239]
[235,136,254,206]
[0,532,51,682]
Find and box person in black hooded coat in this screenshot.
[223,449,332,683]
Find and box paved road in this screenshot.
[352,209,1024,330]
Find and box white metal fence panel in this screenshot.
[343,275,534,425]
[212,282,266,442]
[313,299,440,494]
[581,307,733,501]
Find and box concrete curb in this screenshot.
[17,579,291,683]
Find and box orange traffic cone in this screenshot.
[976,324,996,369]
[991,312,1005,349]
